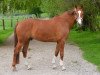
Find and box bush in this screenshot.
[80,0,100,31]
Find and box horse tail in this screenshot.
[14,23,18,47]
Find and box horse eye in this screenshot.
[74,12,77,15]
[75,12,78,15]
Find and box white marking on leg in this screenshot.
[24,58,31,70]
[52,56,56,64]
[60,59,63,66]
[60,59,66,71]
[24,58,28,66]
[52,56,57,69]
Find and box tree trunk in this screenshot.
[2,19,5,30]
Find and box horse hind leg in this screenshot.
[22,40,31,70]
[12,42,22,71]
[16,53,19,64]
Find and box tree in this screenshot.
[0,0,99,31]
[0,0,9,14]
[41,0,68,17]
[26,0,42,17]
[79,0,100,31]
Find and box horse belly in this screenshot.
[34,33,57,42]
[32,28,57,42]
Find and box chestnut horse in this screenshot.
[12,6,83,71]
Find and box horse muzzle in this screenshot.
[76,18,83,26]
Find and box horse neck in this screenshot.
[59,11,76,29]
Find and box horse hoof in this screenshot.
[62,66,66,71]
[26,65,32,70]
[52,65,57,69]
[27,67,32,70]
[12,67,17,71]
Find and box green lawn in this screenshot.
[0,28,13,44]
[68,30,100,70]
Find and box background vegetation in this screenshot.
[0,0,100,31]
[0,0,99,31]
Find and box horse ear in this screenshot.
[70,10,75,15]
[80,5,83,9]
[74,6,77,11]
[74,5,77,9]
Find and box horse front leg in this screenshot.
[12,42,22,71]
[59,39,66,71]
[22,40,31,70]
[52,40,66,70]
[52,42,59,69]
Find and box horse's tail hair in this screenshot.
[14,23,18,47]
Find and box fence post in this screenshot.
[2,19,5,30]
[16,18,18,23]
[11,19,13,27]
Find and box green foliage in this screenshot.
[69,30,100,70]
[80,0,100,31]
[0,0,100,30]
[41,0,68,17]
[40,13,50,18]
[29,7,42,17]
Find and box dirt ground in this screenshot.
[0,34,100,75]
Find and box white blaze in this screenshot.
[78,10,81,18]
[77,10,82,25]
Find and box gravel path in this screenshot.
[0,34,100,75]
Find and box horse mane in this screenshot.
[54,10,75,19]
[51,9,75,21]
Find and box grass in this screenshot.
[0,28,13,45]
[68,30,100,70]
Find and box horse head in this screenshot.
[73,5,84,27]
